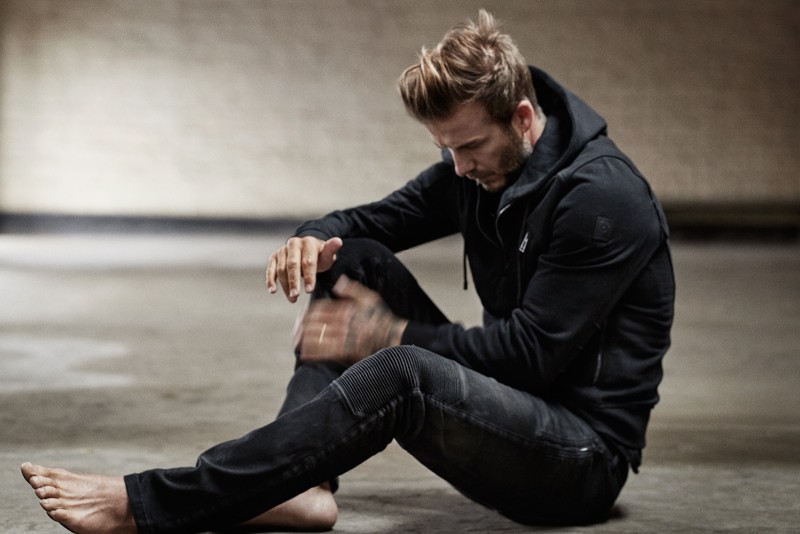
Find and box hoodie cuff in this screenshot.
[400,321,440,347]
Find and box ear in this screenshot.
[512,99,535,134]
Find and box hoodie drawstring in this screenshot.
[462,241,468,290]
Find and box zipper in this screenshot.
[592,323,607,385]
[494,203,511,246]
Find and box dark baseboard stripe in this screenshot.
[663,202,799,241]
[1,204,798,241]
[0,213,301,235]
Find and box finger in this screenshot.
[285,239,304,302]
[298,300,350,361]
[297,318,328,362]
[265,253,278,293]
[296,300,324,357]
[317,237,344,273]
[274,247,293,301]
[301,325,343,362]
[299,300,338,331]
[300,237,324,294]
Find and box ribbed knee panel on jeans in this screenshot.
[333,346,465,417]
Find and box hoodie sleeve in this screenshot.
[294,162,462,252]
[402,156,668,394]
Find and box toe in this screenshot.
[21,462,38,480]
[35,485,59,499]
[48,508,69,523]
[28,474,55,489]
[39,498,62,512]
[22,462,52,481]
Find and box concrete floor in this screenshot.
[1,233,798,533]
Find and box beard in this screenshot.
[464,126,534,192]
[498,126,533,176]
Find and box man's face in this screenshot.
[425,101,532,193]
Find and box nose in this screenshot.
[451,150,475,177]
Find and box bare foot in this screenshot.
[240,484,337,532]
[21,462,137,534]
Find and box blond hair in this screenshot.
[398,10,535,123]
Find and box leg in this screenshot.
[239,364,342,531]
[22,347,625,532]
[247,237,449,529]
[334,347,628,525]
[20,463,336,533]
[117,347,623,532]
[394,366,629,525]
[20,239,450,534]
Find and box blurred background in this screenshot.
[0,0,797,234]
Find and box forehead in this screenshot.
[424,101,496,147]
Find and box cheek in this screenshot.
[490,147,513,171]
[498,137,527,171]
[478,146,505,169]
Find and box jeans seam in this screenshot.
[429,398,600,459]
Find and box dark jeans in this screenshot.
[124,239,628,533]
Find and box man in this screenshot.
[22,10,675,533]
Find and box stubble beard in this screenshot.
[500,127,533,176]
[471,129,532,192]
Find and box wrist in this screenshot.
[386,318,408,347]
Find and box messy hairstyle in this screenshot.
[398,10,536,123]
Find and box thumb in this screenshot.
[317,237,343,273]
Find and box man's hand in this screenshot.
[266,236,343,303]
[295,276,408,365]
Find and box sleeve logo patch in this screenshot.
[593,216,613,242]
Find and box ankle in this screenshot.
[242,485,337,531]
[303,487,338,530]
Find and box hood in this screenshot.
[500,66,609,206]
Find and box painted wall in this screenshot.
[0,0,797,219]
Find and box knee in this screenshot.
[334,347,425,410]
[336,238,393,262]
[333,346,463,415]
[326,238,392,274]
[318,238,400,290]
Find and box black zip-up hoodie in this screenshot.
[295,67,675,470]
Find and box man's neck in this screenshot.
[528,112,547,148]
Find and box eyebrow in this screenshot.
[434,137,484,151]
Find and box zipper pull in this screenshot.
[518,232,529,253]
